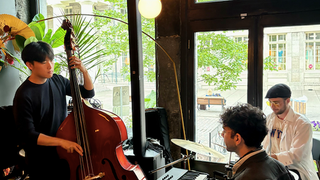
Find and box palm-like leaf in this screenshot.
[55,15,107,80]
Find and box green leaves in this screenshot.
[92,2,156,83]
[2,47,30,76]
[197,32,248,91]
[31,13,46,32]
[14,35,26,52]
[50,27,65,48]
[53,14,108,81]
[24,36,38,47]
[264,56,278,71]
[29,22,44,40]
[28,13,66,48]
[145,90,156,108]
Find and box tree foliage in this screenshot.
[91,0,155,82]
[197,32,277,91]
[197,32,248,91]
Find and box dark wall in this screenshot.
[155,0,183,163]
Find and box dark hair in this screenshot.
[21,41,54,64]
[220,103,268,148]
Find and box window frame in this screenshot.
[305,32,320,71]
[268,34,287,71]
[181,0,320,174]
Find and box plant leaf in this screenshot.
[29,22,44,40]
[32,13,46,32]
[14,35,26,52]
[50,27,66,48]
[43,29,53,44]
[24,36,38,47]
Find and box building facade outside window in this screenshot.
[305,32,320,70]
[234,36,248,43]
[268,34,286,70]
[64,5,80,23]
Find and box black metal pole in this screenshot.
[126,0,146,159]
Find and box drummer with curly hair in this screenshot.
[220,103,294,180]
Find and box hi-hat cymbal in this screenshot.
[171,139,225,158]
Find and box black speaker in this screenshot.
[145,107,172,161]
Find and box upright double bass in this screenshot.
[56,19,146,180]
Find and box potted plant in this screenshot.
[0,14,34,74]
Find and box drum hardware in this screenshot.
[168,139,235,180]
[226,152,233,178]
[149,153,195,174]
[211,152,233,180]
[171,139,225,158]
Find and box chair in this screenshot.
[312,138,320,179]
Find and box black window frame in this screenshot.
[181,0,320,175]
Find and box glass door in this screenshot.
[195,29,249,163]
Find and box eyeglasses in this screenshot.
[266,100,280,107]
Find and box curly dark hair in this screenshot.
[220,103,268,148]
[21,41,54,64]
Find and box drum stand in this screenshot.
[149,153,195,174]
[212,152,233,180]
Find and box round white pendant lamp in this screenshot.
[138,0,162,19]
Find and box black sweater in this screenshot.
[13,74,94,166]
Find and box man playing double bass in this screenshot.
[13,41,95,180]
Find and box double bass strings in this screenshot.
[65,21,95,178]
[70,58,95,178]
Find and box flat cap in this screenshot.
[265,83,291,98]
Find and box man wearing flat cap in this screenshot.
[262,83,318,180]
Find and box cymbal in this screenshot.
[171,139,225,158]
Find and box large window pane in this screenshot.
[195,30,248,163]
[46,0,156,138]
[263,25,320,140]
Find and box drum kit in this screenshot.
[150,139,233,180]
[151,139,299,180]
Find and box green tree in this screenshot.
[197,32,248,91]
[197,32,277,91]
[91,0,155,82]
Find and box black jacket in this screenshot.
[232,150,294,180]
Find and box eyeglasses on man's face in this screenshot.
[266,100,280,107]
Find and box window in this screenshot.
[195,30,248,163]
[234,36,248,43]
[46,0,156,139]
[268,34,286,70]
[263,25,320,141]
[305,32,320,70]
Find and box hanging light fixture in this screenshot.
[138,0,162,19]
